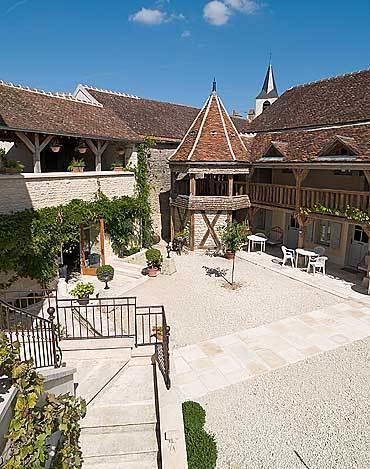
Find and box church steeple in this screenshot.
[255,63,279,117]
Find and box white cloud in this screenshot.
[204,1,231,25]
[181,30,191,38]
[224,0,259,14]
[129,7,185,25]
[130,8,166,24]
[204,0,260,25]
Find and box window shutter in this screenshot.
[330,222,342,249]
[305,222,314,243]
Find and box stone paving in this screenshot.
[173,300,370,400]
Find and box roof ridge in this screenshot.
[0,79,103,106]
[286,68,370,92]
[83,84,204,110]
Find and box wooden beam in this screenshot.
[15,131,35,154]
[190,175,196,196]
[34,134,41,173]
[86,139,98,156]
[39,135,54,152]
[228,175,233,197]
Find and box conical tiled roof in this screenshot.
[256,64,278,99]
[169,86,249,162]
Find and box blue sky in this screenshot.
[1,0,370,114]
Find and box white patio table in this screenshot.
[247,235,267,254]
[295,248,318,269]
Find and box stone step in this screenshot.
[62,346,132,361]
[81,423,158,458]
[111,261,144,279]
[82,451,158,469]
[60,337,135,351]
[82,401,156,428]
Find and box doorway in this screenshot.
[80,219,105,275]
[286,213,299,249]
[347,225,368,269]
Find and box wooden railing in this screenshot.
[249,183,296,208]
[250,183,369,212]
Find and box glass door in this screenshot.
[80,219,105,275]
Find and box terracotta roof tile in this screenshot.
[170,93,249,162]
[0,82,139,141]
[250,69,370,132]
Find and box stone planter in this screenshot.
[77,296,89,305]
[148,267,160,278]
[225,250,235,260]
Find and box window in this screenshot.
[316,220,331,245]
[354,225,369,244]
[262,101,271,112]
[210,130,218,136]
[189,130,197,137]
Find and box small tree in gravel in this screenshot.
[218,221,246,287]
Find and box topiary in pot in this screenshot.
[70,282,94,304]
[145,248,163,278]
[96,264,114,289]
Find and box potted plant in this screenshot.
[145,248,163,277]
[151,325,163,341]
[67,159,85,173]
[0,151,24,174]
[96,264,114,289]
[218,221,245,260]
[111,161,124,172]
[70,282,94,304]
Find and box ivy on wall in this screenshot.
[0,333,86,468]
[300,204,370,225]
[0,193,141,285]
[135,136,155,248]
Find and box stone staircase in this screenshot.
[61,339,160,468]
[110,258,148,293]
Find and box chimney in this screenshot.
[232,110,243,118]
[247,109,256,122]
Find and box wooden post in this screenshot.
[86,139,109,171]
[363,171,370,287]
[190,174,196,196]
[170,205,175,241]
[293,169,309,248]
[228,174,233,197]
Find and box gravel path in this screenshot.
[128,252,340,347]
[199,338,369,469]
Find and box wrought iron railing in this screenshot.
[0,289,58,321]
[135,305,171,389]
[56,296,137,340]
[0,298,62,369]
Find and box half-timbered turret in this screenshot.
[168,81,251,250]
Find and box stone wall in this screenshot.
[147,144,176,241]
[0,171,135,214]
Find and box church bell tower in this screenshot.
[255,63,279,117]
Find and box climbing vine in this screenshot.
[0,193,141,285]
[0,333,86,468]
[135,136,155,248]
[300,204,370,225]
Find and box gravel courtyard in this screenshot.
[129,252,340,347]
[199,338,369,469]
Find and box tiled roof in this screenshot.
[170,92,249,162]
[0,81,140,141]
[250,69,370,132]
[244,123,370,163]
[84,87,250,141]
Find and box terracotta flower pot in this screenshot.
[72,167,84,173]
[113,166,124,172]
[225,250,235,260]
[4,167,18,174]
[148,267,160,278]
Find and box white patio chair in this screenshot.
[307,256,328,275]
[281,246,295,267]
[312,246,326,257]
[255,232,268,239]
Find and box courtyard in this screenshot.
[126,250,370,468]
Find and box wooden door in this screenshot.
[80,219,105,275]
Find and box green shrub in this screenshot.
[96,264,114,282]
[71,282,94,299]
[67,159,85,171]
[145,247,163,269]
[183,401,217,469]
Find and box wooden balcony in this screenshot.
[249,183,369,212]
[170,194,251,211]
